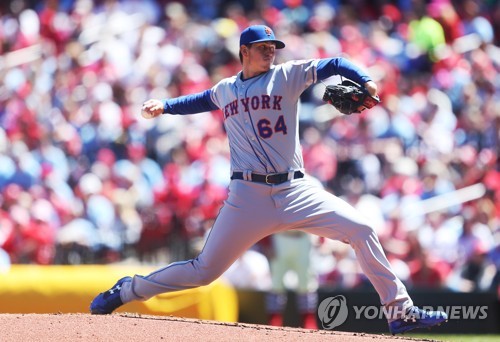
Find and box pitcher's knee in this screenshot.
[191,258,220,286]
[197,270,218,286]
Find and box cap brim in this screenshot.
[247,38,285,49]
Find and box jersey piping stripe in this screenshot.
[238,83,268,171]
[246,109,278,173]
[144,260,194,280]
[247,136,270,171]
[196,204,224,257]
[242,82,278,173]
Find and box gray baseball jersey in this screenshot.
[119,59,413,316]
[210,60,314,175]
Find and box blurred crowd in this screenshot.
[0,0,498,295]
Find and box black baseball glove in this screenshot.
[323,80,380,115]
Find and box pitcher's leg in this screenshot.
[288,187,412,312]
[121,182,278,303]
[308,223,413,312]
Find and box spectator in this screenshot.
[0,1,496,297]
[408,247,448,289]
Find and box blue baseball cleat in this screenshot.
[90,276,132,315]
[389,306,448,335]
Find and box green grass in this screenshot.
[406,334,500,342]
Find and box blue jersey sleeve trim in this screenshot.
[316,58,371,85]
[163,89,219,115]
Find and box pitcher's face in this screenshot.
[245,42,276,73]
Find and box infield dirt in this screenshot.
[0,313,440,341]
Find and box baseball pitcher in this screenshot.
[90,25,447,335]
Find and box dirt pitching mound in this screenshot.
[0,313,437,341]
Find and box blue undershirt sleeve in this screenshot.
[316,58,372,85]
[163,89,219,115]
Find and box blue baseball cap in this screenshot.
[239,25,285,49]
